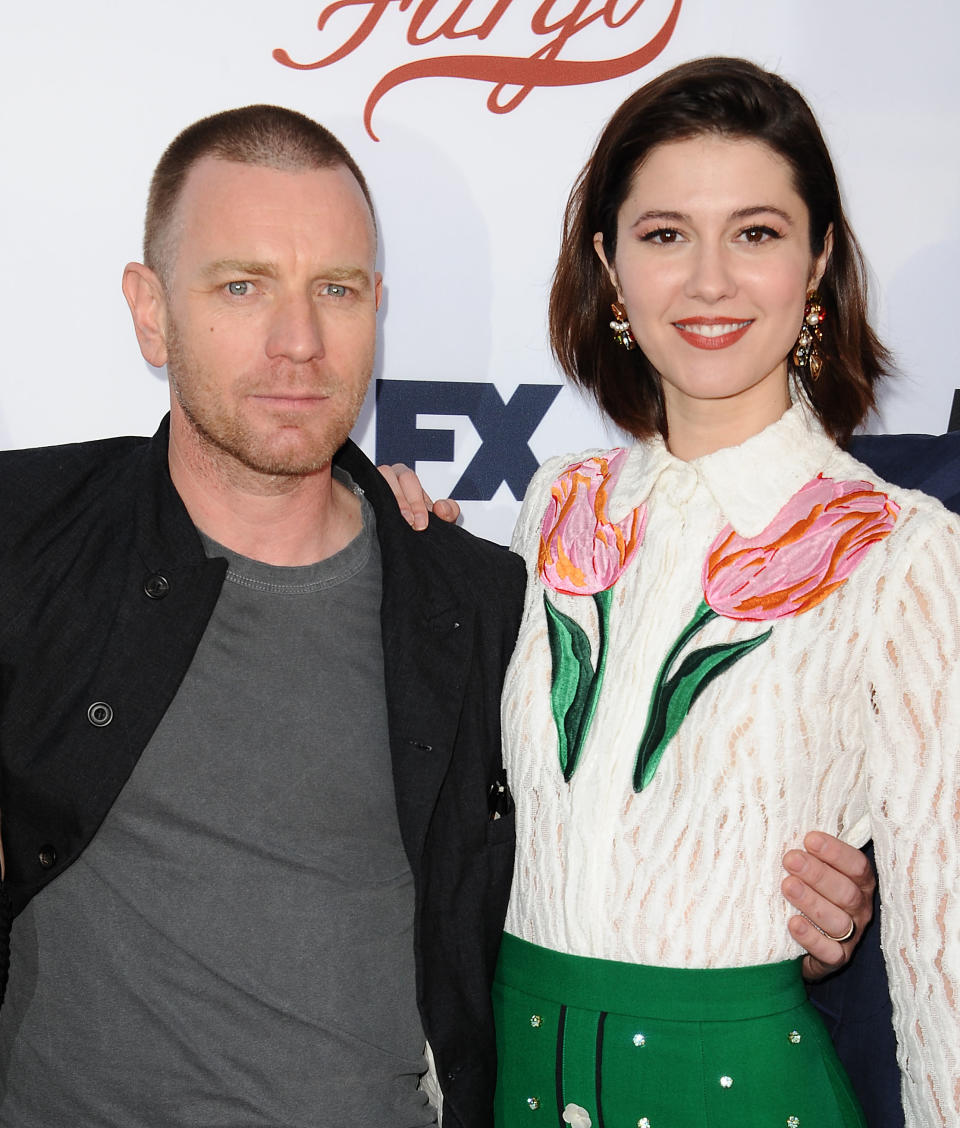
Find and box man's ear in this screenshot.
[592,232,623,302]
[122,262,169,368]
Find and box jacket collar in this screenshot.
[133,414,211,569]
[133,420,464,630]
[612,402,837,538]
[333,437,463,624]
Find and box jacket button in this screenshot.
[38,844,57,869]
[87,701,113,727]
[143,573,170,599]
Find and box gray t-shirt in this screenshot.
[0,486,434,1127]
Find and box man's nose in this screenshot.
[265,292,325,362]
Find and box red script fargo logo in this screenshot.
[274,0,684,140]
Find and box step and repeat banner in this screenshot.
[3,2,957,542]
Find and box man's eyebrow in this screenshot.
[319,266,372,285]
[199,261,372,285]
[201,259,280,280]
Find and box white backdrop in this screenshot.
[3,0,957,543]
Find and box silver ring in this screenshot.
[824,919,856,943]
[803,913,856,944]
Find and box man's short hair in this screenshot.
[144,104,375,287]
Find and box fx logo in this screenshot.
[375,379,561,500]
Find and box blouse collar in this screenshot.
[613,402,838,538]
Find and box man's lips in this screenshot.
[250,392,332,409]
[672,317,753,350]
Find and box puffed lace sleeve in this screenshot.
[865,501,960,1125]
[509,452,581,559]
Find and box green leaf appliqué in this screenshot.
[633,599,772,791]
[544,588,613,782]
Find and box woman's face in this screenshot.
[595,134,830,453]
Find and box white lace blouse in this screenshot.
[502,403,959,1125]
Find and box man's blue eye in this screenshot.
[327,283,347,297]
[227,281,249,296]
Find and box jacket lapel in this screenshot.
[334,441,473,869]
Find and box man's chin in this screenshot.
[225,436,345,478]
[196,421,351,480]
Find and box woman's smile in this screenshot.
[672,316,753,349]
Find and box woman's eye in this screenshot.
[740,226,780,244]
[642,228,682,245]
[226,281,251,296]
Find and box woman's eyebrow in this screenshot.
[729,205,795,225]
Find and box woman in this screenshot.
[503,57,960,1126]
[393,58,958,1125]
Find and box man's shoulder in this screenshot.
[423,511,526,587]
[335,438,525,589]
[848,431,960,514]
[848,429,960,465]
[0,433,151,500]
[0,432,150,465]
[0,433,157,553]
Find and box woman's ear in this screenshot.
[811,224,834,290]
[593,232,623,302]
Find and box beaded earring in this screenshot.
[793,291,826,380]
[609,302,636,350]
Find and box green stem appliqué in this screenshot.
[633,598,772,792]
[544,587,613,782]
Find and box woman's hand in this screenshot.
[781,832,875,980]
[378,463,460,530]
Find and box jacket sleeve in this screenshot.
[865,504,960,1125]
[0,816,9,1005]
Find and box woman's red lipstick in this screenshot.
[673,317,752,350]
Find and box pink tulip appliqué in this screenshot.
[634,475,899,791]
[539,449,647,781]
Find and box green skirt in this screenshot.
[493,933,866,1128]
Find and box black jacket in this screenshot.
[0,418,525,1128]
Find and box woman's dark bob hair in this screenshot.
[549,56,891,445]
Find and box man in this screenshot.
[0,105,524,1127]
[0,105,874,1126]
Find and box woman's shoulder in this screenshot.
[531,444,631,482]
[511,445,637,555]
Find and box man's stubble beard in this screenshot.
[165,319,371,479]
